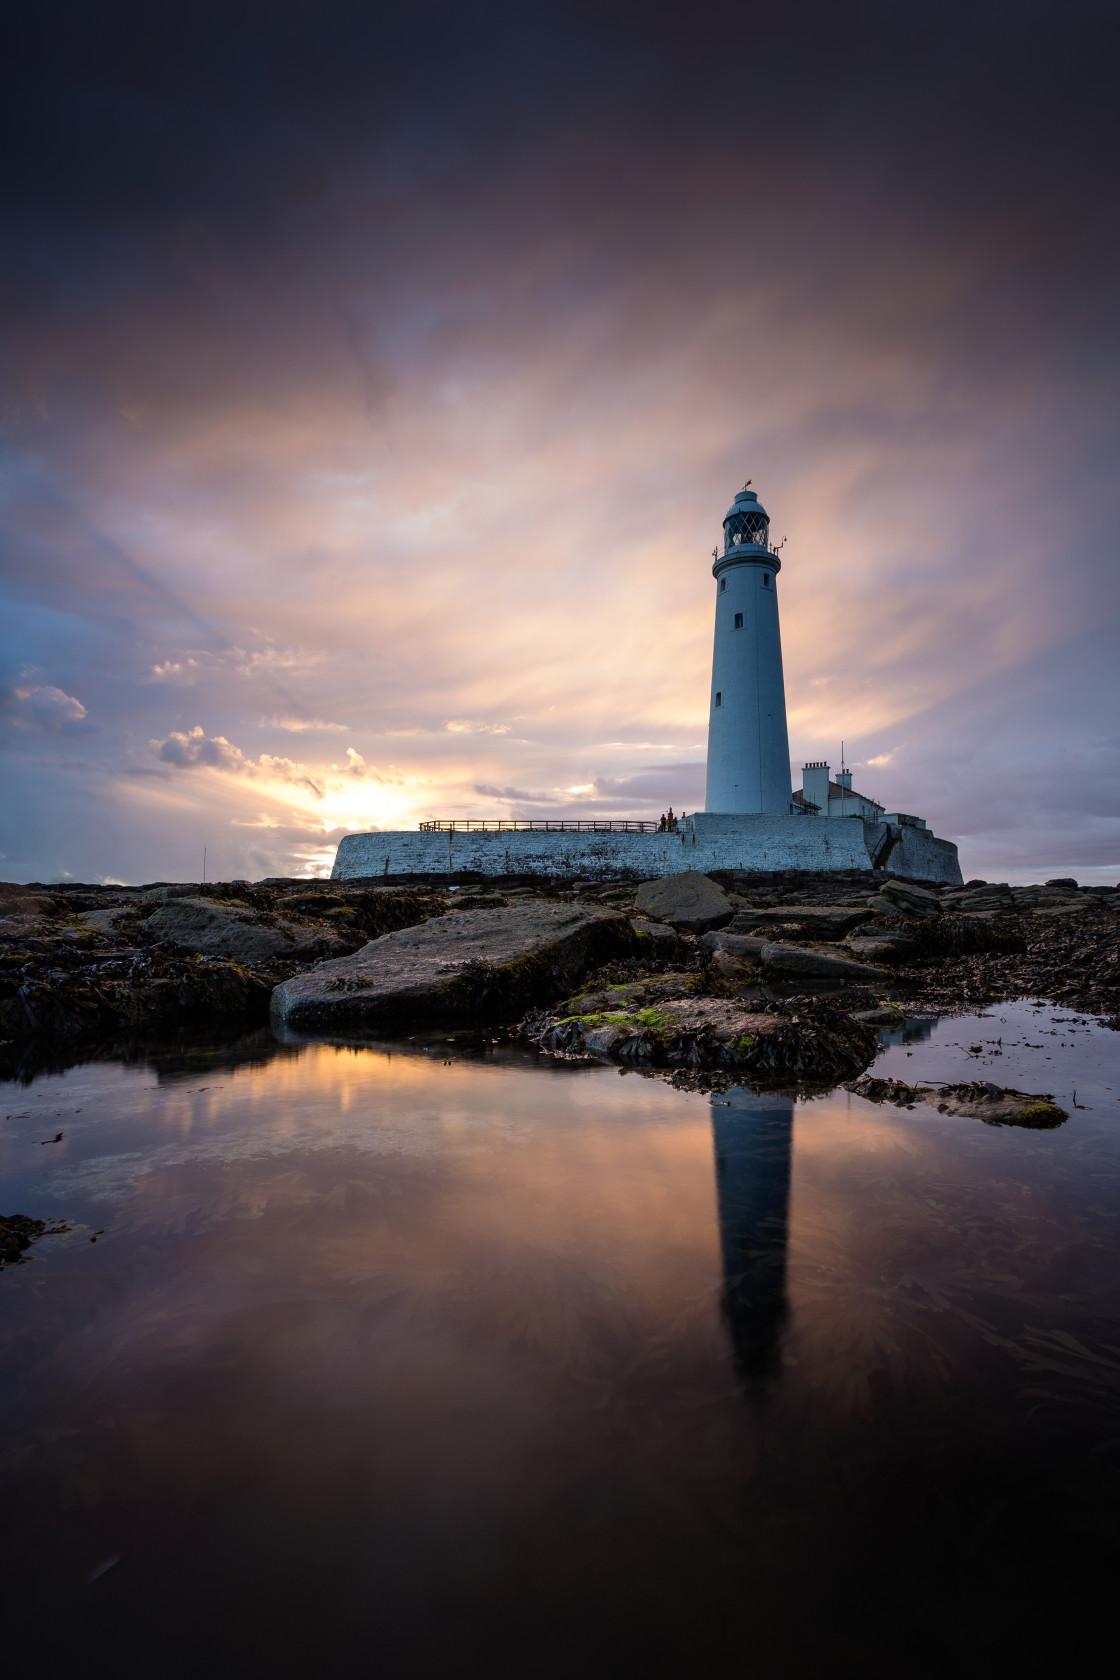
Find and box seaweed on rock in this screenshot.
[525,992,879,1083]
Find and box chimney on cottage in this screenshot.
[801,761,830,814]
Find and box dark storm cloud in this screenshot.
[5,2,1118,252]
[4,0,1116,480]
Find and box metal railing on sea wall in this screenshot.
[418,819,669,834]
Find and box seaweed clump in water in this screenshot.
[845,1075,1068,1128]
[0,1213,72,1269]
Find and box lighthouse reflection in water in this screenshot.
[710,1086,794,1383]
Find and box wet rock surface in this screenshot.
[516,868,1118,1086]
[2,868,1116,1064]
[272,902,638,1033]
[870,878,944,917]
[701,930,769,961]
[524,969,880,1082]
[630,917,679,955]
[142,897,350,962]
[730,904,874,940]
[0,879,446,1069]
[876,899,1119,1021]
[846,1075,1069,1128]
[758,941,887,982]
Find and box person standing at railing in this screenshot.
[667,807,676,831]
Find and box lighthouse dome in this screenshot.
[723,487,770,553]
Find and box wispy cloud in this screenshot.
[264,716,351,732]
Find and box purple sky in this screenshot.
[2,0,1119,883]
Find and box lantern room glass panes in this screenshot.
[724,510,769,549]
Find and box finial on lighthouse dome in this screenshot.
[722,484,770,556]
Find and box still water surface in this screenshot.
[3,1000,1119,1676]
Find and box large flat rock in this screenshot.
[271,903,635,1033]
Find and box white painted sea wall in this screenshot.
[331,817,962,885]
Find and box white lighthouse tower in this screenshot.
[704,483,793,814]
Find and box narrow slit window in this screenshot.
[762,573,771,587]
[734,611,743,629]
[719,578,726,592]
[715,691,722,707]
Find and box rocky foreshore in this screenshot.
[1,867,1116,1081]
[0,878,446,1075]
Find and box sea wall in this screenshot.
[331,817,962,885]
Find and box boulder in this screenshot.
[271,903,636,1033]
[845,934,916,961]
[633,872,733,934]
[139,884,205,903]
[708,949,754,983]
[700,930,768,960]
[80,907,136,934]
[630,917,678,954]
[873,880,942,918]
[729,905,874,940]
[760,942,887,983]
